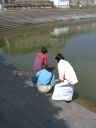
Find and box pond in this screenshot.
[0,21,96,105]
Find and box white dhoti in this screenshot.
[52,81,74,101]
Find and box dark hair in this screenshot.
[45,64,55,72]
[55,53,65,62]
[41,47,48,54]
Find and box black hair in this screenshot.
[45,64,55,72]
[55,53,65,62]
[41,47,48,54]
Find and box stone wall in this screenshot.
[4,0,96,8]
[70,0,96,6]
[4,0,54,8]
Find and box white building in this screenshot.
[50,0,70,8]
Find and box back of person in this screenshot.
[32,53,44,74]
[32,47,48,75]
[35,64,55,93]
[36,69,54,86]
[58,59,78,85]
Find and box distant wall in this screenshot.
[4,0,96,8]
[70,0,96,7]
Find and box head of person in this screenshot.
[45,64,55,72]
[41,47,48,54]
[55,53,65,63]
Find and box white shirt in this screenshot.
[58,59,78,85]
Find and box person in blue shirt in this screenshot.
[35,64,55,93]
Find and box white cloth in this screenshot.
[58,59,78,84]
[37,85,52,93]
[52,81,74,101]
[52,59,78,101]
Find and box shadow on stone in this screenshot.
[0,62,69,128]
[73,90,79,101]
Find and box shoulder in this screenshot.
[58,59,65,65]
[58,59,72,68]
[37,53,43,56]
[36,69,43,74]
[62,60,71,66]
[39,69,47,73]
[43,54,47,58]
[35,53,42,58]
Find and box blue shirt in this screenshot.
[36,69,55,86]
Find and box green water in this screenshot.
[0,21,96,102]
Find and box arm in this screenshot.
[43,54,47,65]
[50,74,55,86]
[57,62,65,83]
[55,78,64,84]
[36,70,41,77]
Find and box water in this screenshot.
[0,21,96,103]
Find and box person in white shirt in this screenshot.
[52,53,78,102]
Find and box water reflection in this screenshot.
[0,22,96,55]
[0,21,96,102]
[50,26,69,36]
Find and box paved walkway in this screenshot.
[0,8,96,28]
[0,61,96,128]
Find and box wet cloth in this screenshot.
[37,85,52,93]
